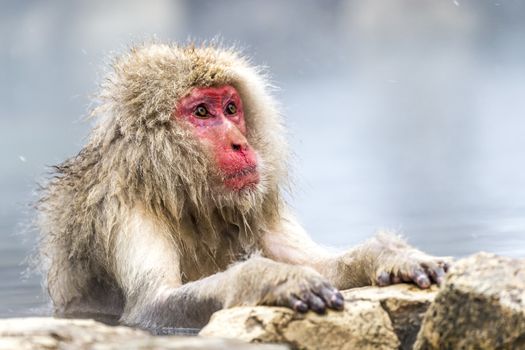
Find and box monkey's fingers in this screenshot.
[306,292,326,314]
[377,270,427,287]
[376,259,448,288]
[329,289,345,310]
[432,256,453,273]
[289,285,344,314]
[412,267,431,289]
[376,271,392,286]
[426,265,446,286]
[420,256,451,286]
[314,283,344,310]
[289,295,308,313]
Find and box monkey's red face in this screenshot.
[175,85,260,191]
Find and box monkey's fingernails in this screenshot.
[290,297,308,313]
[319,286,344,310]
[413,269,431,289]
[416,276,431,289]
[391,274,402,284]
[377,271,391,286]
[307,294,326,314]
[330,291,345,310]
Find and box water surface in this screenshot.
[1,0,524,318]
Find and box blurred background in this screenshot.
[1,0,524,317]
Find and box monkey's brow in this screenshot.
[199,94,236,107]
[222,92,236,101]
[186,96,219,107]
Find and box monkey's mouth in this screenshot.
[224,165,257,179]
[223,165,260,190]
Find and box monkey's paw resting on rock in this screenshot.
[336,233,452,290]
[224,257,345,314]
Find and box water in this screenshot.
[284,75,525,258]
[1,0,524,318]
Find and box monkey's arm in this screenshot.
[262,213,450,290]
[113,208,343,330]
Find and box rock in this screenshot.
[201,303,397,350]
[201,284,438,350]
[414,252,525,350]
[344,284,437,350]
[0,317,286,350]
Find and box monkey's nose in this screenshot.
[231,141,249,152]
[225,123,248,152]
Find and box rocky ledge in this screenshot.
[0,317,285,350]
[1,252,524,350]
[201,284,435,349]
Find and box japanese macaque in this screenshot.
[37,43,449,332]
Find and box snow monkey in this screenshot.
[37,43,449,331]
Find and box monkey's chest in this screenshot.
[179,225,258,283]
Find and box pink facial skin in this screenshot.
[174,85,260,191]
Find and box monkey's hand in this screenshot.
[225,257,345,314]
[338,233,452,289]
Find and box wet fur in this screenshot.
[38,43,288,324]
[37,42,448,330]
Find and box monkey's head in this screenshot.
[94,43,287,216]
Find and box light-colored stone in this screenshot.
[344,284,437,350]
[0,317,285,350]
[414,252,525,350]
[200,289,408,350]
[201,284,437,349]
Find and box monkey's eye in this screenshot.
[225,102,237,115]
[194,104,209,118]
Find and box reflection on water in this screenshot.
[1,0,524,318]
